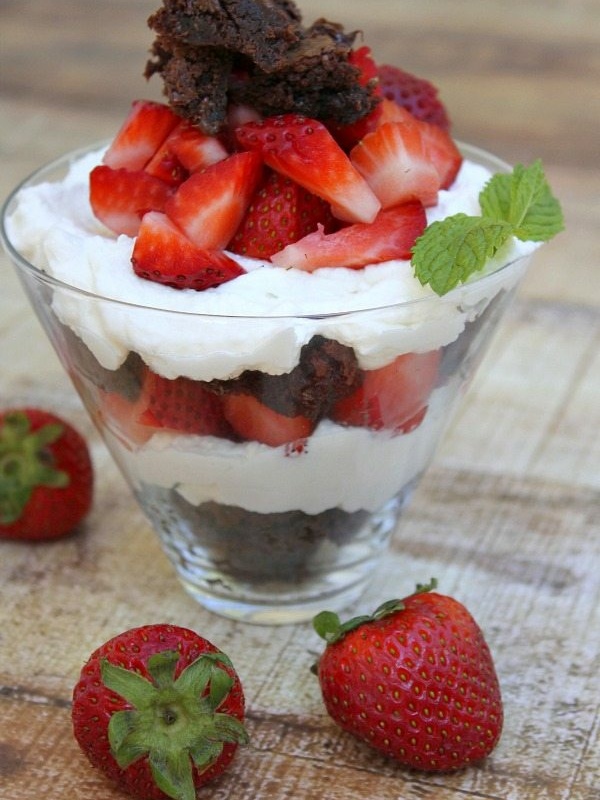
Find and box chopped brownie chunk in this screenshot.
[229,20,378,124]
[146,0,303,73]
[59,323,146,401]
[207,335,363,421]
[145,0,380,134]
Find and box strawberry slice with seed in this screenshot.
[139,372,235,437]
[165,151,263,250]
[270,202,426,271]
[350,120,441,208]
[236,114,381,224]
[132,211,244,291]
[103,100,180,171]
[331,351,441,433]
[229,169,338,259]
[331,98,414,152]
[145,120,229,185]
[222,393,315,448]
[417,120,463,189]
[89,165,174,237]
[96,387,158,448]
[377,64,451,130]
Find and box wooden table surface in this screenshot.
[1,2,599,798]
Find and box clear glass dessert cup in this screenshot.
[1,143,534,624]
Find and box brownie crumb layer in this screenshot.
[163,494,370,580]
[145,0,380,134]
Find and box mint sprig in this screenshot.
[412,160,564,295]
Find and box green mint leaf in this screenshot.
[412,213,513,295]
[412,160,564,295]
[480,160,564,242]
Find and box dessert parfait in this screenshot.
[1,0,563,622]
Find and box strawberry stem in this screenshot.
[100,651,248,800]
[0,411,68,524]
[313,578,439,645]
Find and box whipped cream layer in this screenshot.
[7,148,537,381]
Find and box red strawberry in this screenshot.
[90,165,174,237]
[71,624,248,800]
[96,386,159,449]
[236,114,381,224]
[222,393,314,448]
[139,371,235,438]
[165,151,263,249]
[331,97,414,152]
[313,582,503,771]
[378,65,451,130]
[144,144,189,188]
[0,408,93,540]
[350,119,441,208]
[103,99,181,170]
[270,202,426,271]
[229,168,338,259]
[350,46,381,90]
[331,350,440,432]
[132,211,245,291]
[145,120,229,185]
[327,46,383,150]
[418,120,463,189]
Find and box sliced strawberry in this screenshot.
[89,165,174,237]
[169,122,229,173]
[144,138,189,188]
[350,120,441,208]
[146,120,230,186]
[96,369,159,449]
[236,114,381,224]
[331,98,413,151]
[222,393,315,448]
[417,120,463,189]
[331,350,441,433]
[165,151,263,250]
[103,100,180,171]
[327,46,383,150]
[377,65,450,130]
[132,211,245,291]
[139,372,235,437]
[270,202,426,271]
[350,46,381,89]
[229,168,338,259]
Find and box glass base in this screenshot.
[135,482,418,624]
[179,570,375,625]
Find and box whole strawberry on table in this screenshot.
[0,408,93,540]
[71,623,248,800]
[313,580,503,772]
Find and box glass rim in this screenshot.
[0,140,531,321]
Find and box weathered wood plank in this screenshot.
[439,301,600,488]
[1,466,598,799]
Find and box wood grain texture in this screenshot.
[0,1,599,798]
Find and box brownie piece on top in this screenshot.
[145,0,380,133]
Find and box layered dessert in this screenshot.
[3,0,562,618]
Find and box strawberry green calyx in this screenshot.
[101,650,249,800]
[0,411,68,525]
[313,578,438,646]
[412,160,564,295]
